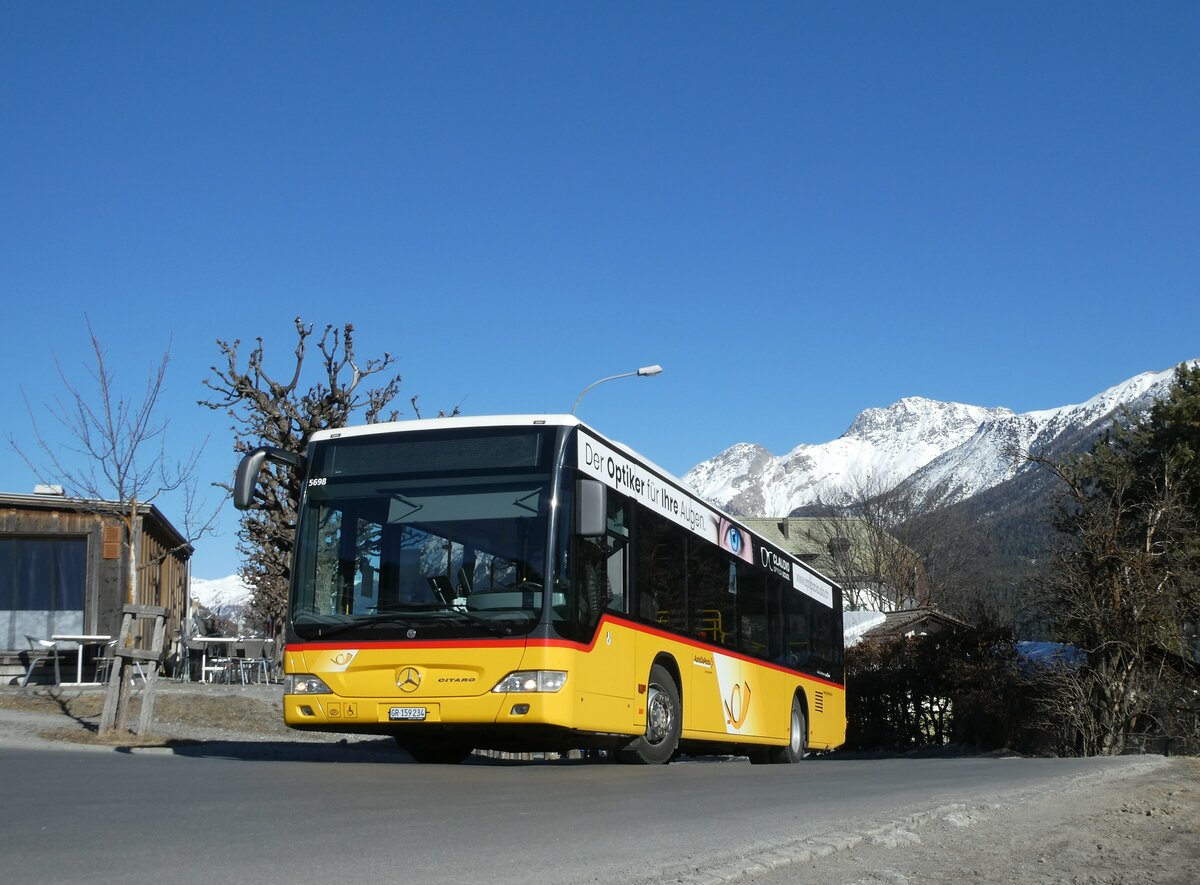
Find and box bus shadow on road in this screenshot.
[117,737,406,763]
[125,739,624,764]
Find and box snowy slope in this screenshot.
[683,363,1193,518]
[684,398,1011,515]
[904,366,1184,505]
[190,574,252,610]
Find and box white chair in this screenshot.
[93,640,117,684]
[94,640,148,685]
[236,640,270,685]
[21,636,62,687]
[201,639,234,683]
[261,638,279,683]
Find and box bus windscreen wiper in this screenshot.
[303,613,424,640]
[298,610,518,640]
[425,610,520,637]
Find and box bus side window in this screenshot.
[561,493,629,640]
[576,536,608,625]
[736,565,770,659]
[687,540,735,647]
[810,606,833,671]
[781,583,812,668]
[605,539,626,613]
[635,506,685,631]
[604,496,628,613]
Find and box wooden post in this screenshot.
[99,605,168,737]
[138,613,166,735]
[99,610,134,735]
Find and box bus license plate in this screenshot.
[389,706,427,721]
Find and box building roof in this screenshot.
[0,491,191,554]
[859,606,971,642]
[844,609,888,647]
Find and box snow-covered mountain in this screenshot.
[902,367,1182,507]
[683,398,1011,515]
[190,574,252,611]
[683,363,1192,518]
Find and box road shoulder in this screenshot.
[694,756,1199,885]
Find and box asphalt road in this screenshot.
[0,744,1151,885]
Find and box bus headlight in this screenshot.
[491,671,567,693]
[286,674,334,695]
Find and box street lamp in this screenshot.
[571,365,663,415]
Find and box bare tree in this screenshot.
[10,320,219,606]
[200,318,451,624]
[806,473,975,613]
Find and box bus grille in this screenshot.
[814,691,825,714]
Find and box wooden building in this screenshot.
[0,488,192,670]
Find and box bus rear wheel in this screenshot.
[751,696,806,764]
[617,663,680,764]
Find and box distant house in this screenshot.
[0,488,191,676]
[855,606,970,643]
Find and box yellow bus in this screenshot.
[234,416,845,764]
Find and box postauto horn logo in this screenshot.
[724,681,752,729]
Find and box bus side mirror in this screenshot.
[575,478,607,537]
[233,446,303,510]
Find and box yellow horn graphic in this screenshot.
[724,681,752,728]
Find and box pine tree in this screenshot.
[1032,362,1200,754]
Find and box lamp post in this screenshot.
[571,365,663,415]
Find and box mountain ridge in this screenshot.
[683,362,1194,518]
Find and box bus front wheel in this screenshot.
[617,663,680,764]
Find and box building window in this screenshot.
[0,536,87,613]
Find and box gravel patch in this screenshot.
[0,682,391,756]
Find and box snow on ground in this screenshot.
[843,610,887,647]
[1016,640,1086,665]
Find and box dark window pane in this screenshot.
[5,538,86,612]
[688,540,735,647]
[318,430,549,478]
[0,540,14,609]
[781,583,812,668]
[18,540,53,610]
[55,539,86,611]
[736,565,770,659]
[635,508,685,632]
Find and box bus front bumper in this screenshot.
[283,688,576,732]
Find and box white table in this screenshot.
[50,634,113,686]
[188,636,239,682]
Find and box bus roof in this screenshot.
[308,414,584,443]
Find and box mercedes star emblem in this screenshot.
[398,667,421,692]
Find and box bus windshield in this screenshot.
[291,430,555,642]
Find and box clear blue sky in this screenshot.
[2,2,1197,579]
